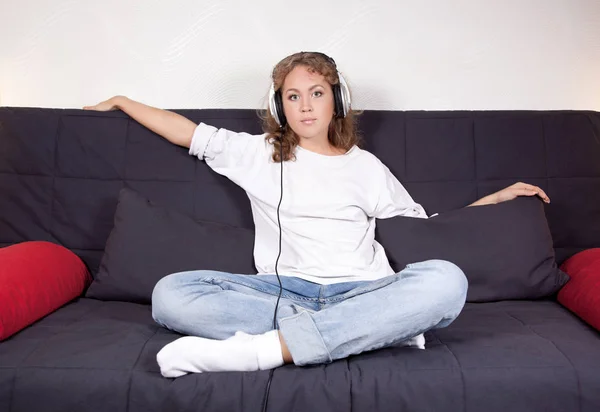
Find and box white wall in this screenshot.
[1,0,599,110]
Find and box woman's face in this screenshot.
[280,65,335,144]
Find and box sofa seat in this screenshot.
[1,298,598,412]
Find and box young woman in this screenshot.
[84,52,550,378]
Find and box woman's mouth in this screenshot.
[301,118,317,125]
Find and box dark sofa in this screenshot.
[1,107,600,412]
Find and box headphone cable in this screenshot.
[262,135,284,412]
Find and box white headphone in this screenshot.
[268,53,351,128]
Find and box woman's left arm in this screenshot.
[468,182,551,207]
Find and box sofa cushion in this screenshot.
[0,241,91,341]
[376,196,569,302]
[1,298,597,411]
[86,188,256,304]
[558,248,600,331]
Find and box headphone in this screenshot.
[268,52,352,128]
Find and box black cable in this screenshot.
[262,135,284,412]
[272,137,284,330]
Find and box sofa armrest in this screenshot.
[558,248,600,331]
[0,241,91,341]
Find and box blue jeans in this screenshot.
[151,259,468,366]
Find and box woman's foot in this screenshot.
[156,330,285,378]
[396,333,426,349]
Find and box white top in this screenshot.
[189,123,428,285]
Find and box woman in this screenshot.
[84,51,550,377]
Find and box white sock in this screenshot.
[156,330,285,378]
[395,333,426,350]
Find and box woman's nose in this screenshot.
[301,103,313,112]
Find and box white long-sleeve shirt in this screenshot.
[189,123,428,284]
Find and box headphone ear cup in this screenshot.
[332,84,344,118]
[336,71,351,117]
[274,90,287,127]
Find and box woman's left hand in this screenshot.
[470,182,551,206]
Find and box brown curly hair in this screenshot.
[259,52,362,162]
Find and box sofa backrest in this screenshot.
[1,108,599,275]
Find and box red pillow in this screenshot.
[558,248,600,331]
[0,241,91,340]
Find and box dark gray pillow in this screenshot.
[86,188,256,304]
[376,196,569,302]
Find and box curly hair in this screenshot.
[259,52,362,162]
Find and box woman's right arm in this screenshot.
[83,96,196,148]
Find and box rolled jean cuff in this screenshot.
[278,310,331,366]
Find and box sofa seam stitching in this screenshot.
[504,310,582,412]
[48,116,62,240]
[0,364,578,371]
[125,326,161,412]
[346,358,353,412]
[8,366,16,412]
[5,171,600,182]
[435,332,467,412]
[472,117,478,202]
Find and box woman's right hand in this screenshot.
[81,96,195,148]
[83,96,124,111]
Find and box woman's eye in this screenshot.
[287,91,322,100]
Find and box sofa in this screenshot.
[1,106,600,412]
